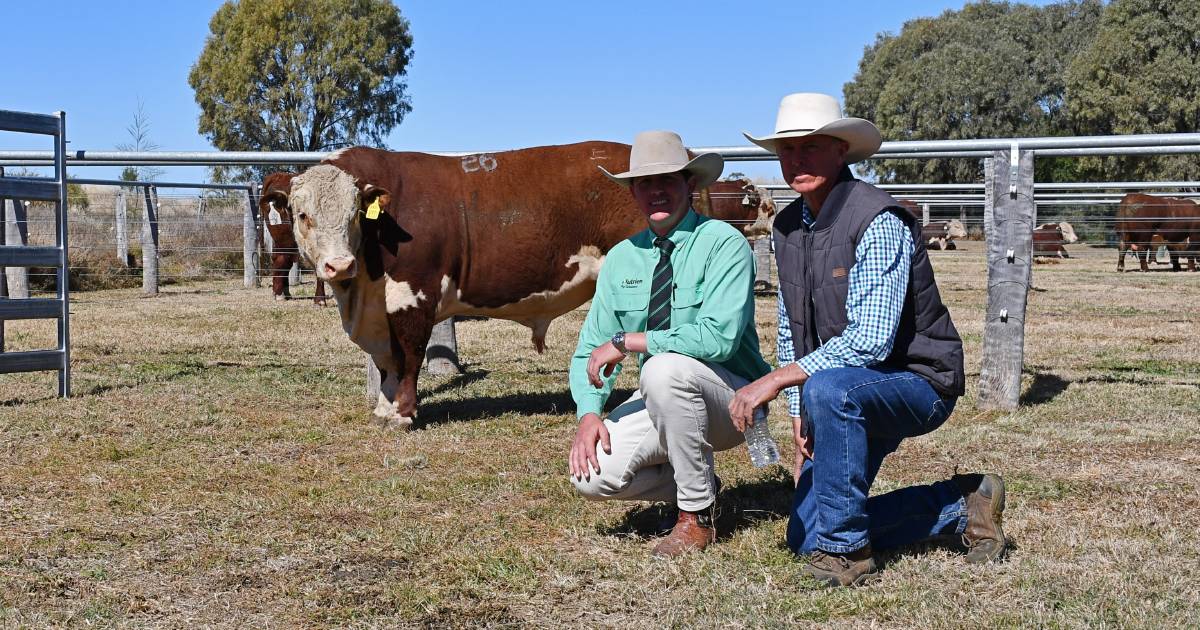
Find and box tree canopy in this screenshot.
[188,0,413,157]
[843,0,1104,183]
[1065,0,1200,181]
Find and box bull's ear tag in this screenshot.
[365,199,382,220]
[267,201,282,226]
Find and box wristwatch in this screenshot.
[611,330,627,354]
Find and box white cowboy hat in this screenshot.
[600,130,723,188]
[743,93,882,164]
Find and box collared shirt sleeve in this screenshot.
[776,290,803,417]
[797,211,914,375]
[645,230,755,362]
[570,267,622,419]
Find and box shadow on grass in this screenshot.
[421,368,490,396]
[877,535,1020,570]
[1020,370,1070,406]
[417,387,636,427]
[597,467,795,541]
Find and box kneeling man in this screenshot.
[569,130,771,557]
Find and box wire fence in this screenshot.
[5,181,1200,300]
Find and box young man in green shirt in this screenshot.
[568,130,772,557]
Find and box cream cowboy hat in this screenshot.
[600,130,723,188]
[743,93,882,164]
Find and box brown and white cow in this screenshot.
[259,172,328,305]
[692,177,776,238]
[922,220,968,251]
[288,142,645,429]
[1115,193,1200,272]
[895,200,967,250]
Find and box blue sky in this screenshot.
[2,0,1055,182]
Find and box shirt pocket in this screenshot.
[671,282,704,321]
[610,289,649,331]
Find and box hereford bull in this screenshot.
[923,220,967,251]
[1115,193,1200,272]
[288,142,645,429]
[1033,224,1069,258]
[259,173,328,305]
[692,177,776,238]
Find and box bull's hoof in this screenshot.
[370,412,415,431]
[274,294,287,302]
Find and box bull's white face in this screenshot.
[1058,221,1079,243]
[946,219,968,239]
[289,165,363,282]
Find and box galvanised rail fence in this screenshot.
[4,131,1200,408]
[0,110,70,397]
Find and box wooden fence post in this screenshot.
[753,237,773,290]
[366,355,381,405]
[5,198,30,299]
[978,148,1036,410]
[141,185,159,295]
[426,317,462,375]
[244,185,260,288]
[115,188,129,267]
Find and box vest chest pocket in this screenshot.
[610,290,649,331]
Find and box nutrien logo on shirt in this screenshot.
[621,278,643,288]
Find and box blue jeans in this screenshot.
[787,366,966,555]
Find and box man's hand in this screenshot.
[569,413,610,481]
[729,363,809,431]
[729,372,783,431]
[792,415,814,486]
[586,341,626,388]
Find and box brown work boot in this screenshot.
[652,506,716,557]
[802,546,878,587]
[954,473,1007,563]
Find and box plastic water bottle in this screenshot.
[744,406,780,467]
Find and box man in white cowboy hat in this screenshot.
[728,93,1006,586]
[568,130,772,557]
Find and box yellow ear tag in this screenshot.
[365,199,382,220]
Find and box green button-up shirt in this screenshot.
[571,210,771,419]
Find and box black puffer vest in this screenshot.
[773,167,965,397]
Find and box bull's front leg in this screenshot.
[370,306,437,431]
[314,277,329,306]
[270,251,295,299]
[371,356,417,431]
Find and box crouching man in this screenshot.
[568,131,772,557]
[729,93,1006,586]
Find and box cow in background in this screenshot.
[1115,193,1200,272]
[259,173,328,304]
[1038,221,1079,245]
[896,199,966,250]
[692,177,776,238]
[923,220,968,250]
[287,142,646,430]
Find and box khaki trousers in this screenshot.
[571,353,748,512]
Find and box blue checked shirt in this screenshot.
[777,202,915,417]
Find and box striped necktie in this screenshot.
[647,236,675,331]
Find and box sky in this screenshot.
[1,0,1056,183]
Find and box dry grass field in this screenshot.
[2,243,1198,628]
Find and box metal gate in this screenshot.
[0,109,70,396]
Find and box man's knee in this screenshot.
[570,471,623,501]
[639,353,699,395]
[801,369,850,416]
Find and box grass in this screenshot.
[1,244,1199,628]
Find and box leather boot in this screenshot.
[652,505,716,558]
[802,546,878,587]
[954,473,1007,563]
